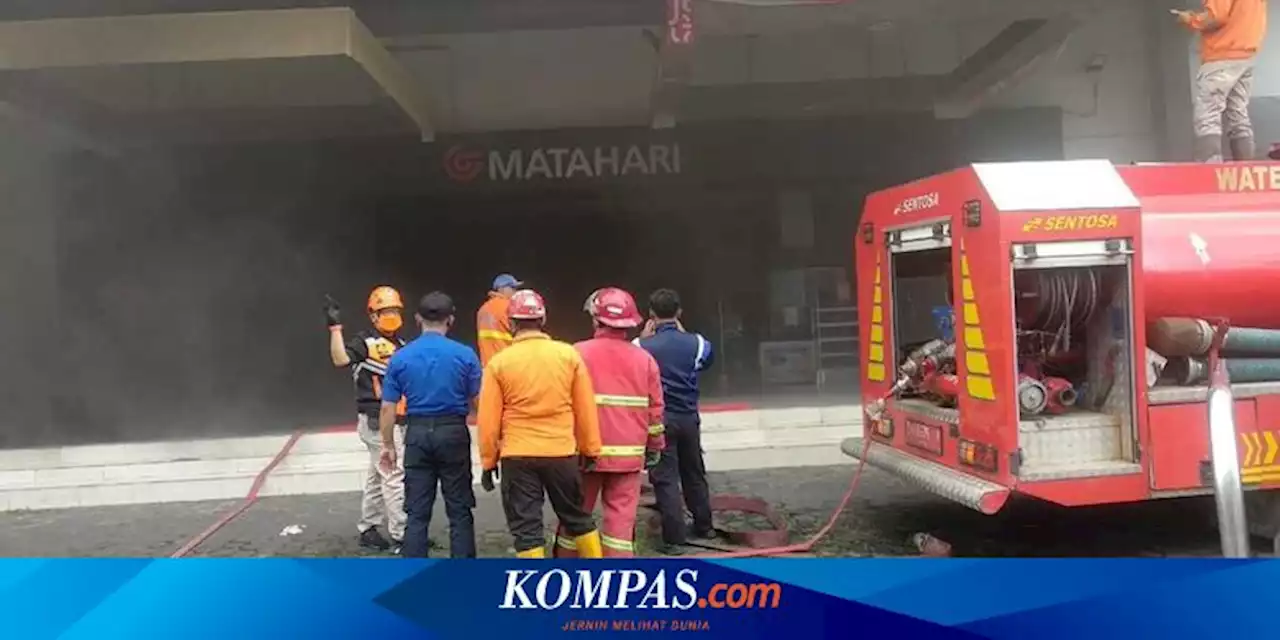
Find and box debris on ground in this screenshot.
[910,532,952,557]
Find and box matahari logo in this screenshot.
[443,145,485,182]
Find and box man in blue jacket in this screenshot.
[635,288,715,554]
[379,292,482,558]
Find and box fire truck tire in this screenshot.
[1245,490,1280,556]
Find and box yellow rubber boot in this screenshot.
[552,531,578,558]
[574,530,603,559]
[516,546,546,559]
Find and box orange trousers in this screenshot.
[553,471,642,558]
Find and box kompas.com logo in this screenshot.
[499,568,782,611]
[443,145,485,182]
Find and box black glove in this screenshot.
[580,456,599,473]
[481,468,499,492]
[324,295,342,327]
[644,449,661,469]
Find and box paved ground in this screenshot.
[0,464,1257,558]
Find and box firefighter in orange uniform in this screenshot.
[325,286,409,551]
[476,274,522,367]
[476,289,605,559]
[553,287,665,558]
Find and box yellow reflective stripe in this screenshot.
[648,424,665,436]
[595,394,648,407]
[555,535,577,550]
[601,534,634,552]
[478,330,513,342]
[600,445,646,457]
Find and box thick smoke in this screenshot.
[0,137,380,447]
[0,108,1065,449]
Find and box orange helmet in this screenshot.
[589,287,642,329]
[367,286,403,314]
[508,289,547,320]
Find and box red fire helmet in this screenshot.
[508,289,547,320]
[590,287,642,328]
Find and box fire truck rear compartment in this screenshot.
[888,243,1139,481]
[1010,258,1139,480]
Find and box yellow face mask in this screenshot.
[373,310,403,335]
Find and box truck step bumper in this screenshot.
[841,437,1011,514]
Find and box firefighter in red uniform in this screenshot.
[553,287,665,557]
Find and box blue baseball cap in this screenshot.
[492,274,523,290]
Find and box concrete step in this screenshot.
[0,405,861,471]
[0,406,862,511]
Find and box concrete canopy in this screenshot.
[0,8,435,145]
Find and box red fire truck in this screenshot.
[843,160,1280,556]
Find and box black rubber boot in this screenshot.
[656,543,688,556]
[1195,134,1224,163]
[1230,136,1255,162]
[359,527,391,551]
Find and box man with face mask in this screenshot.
[325,286,409,552]
[377,292,482,557]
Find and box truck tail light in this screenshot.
[870,416,894,439]
[862,222,875,244]
[963,200,982,227]
[958,439,998,473]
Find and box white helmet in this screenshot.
[583,288,605,315]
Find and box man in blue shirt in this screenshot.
[379,292,483,558]
[635,288,715,554]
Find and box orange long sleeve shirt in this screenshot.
[477,331,603,470]
[476,294,514,368]
[1187,0,1267,63]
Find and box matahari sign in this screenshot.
[443,143,683,183]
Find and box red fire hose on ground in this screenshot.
[682,435,871,558]
[170,430,304,558]
[171,410,872,559]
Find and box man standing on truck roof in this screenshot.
[552,287,665,558]
[476,273,523,368]
[377,292,482,558]
[635,288,716,555]
[476,289,606,559]
[325,286,409,553]
[1175,0,1269,162]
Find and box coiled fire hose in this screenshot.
[688,434,872,558]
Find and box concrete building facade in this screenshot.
[0,0,1262,449]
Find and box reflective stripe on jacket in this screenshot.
[477,331,603,470]
[476,293,513,368]
[575,329,666,473]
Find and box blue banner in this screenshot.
[2,559,1276,639]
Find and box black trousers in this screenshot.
[648,412,713,545]
[501,456,595,552]
[402,416,476,558]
